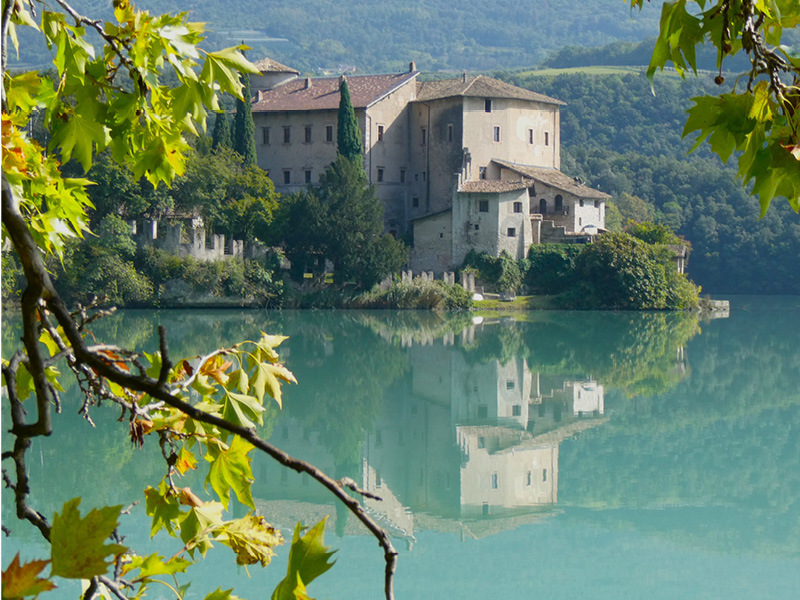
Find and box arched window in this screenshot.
[555,194,563,212]
[539,198,547,214]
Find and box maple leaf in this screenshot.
[271,518,336,600]
[2,553,56,599]
[50,499,127,579]
[206,436,255,509]
[216,515,284,567]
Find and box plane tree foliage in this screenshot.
[0,1,398,599]
[630,0,800,214]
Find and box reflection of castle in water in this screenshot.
[254,319,607,539]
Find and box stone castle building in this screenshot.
[249,58,610,272]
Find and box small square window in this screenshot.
[304,125,312,143]
[512,404,521,416]
[400,168,406,183]
[513,201,523,213]
[283,170,291,185]
[305,169,312,184]
[485,98,492,112]
[528,129,534,144]
[479,200,489,213]
[262,127,270,145]
[474,224,479,231]
[412,197,419,208]
[325,125,334,142]
[377,124,384,142]
[579,199,584,207]
[377,168,384,183]
[506,380,515,390]
[507,227,516,237]
[447,123,454,142]
[283,126,291,144]
[544,131,550,146]
[595,200,600,208]
[493,126,501,142]
[479,166,487,180]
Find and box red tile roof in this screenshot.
[416,75,565,106]
[252,71,418,112]
[492,160,611,199]
[458,180,531,194]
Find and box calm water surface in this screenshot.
[3,297,799,599]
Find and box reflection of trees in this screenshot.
[559,308,800,556]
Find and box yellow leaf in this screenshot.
[2,553,56,599]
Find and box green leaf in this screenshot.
[206,436,256,509]
[250,362,296,409]
[179,502,225,558]
[126,553,193,581]
[144,483,185,537]
[50,499,127,579]
[203,588,241,600]
[271,518,336,600]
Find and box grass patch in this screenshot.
[474,295,560,311]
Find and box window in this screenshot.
[412,197,419,208]
[528,129,534,144]
[283,126,291,144]
[422,171,427,182]
[485,98,492,112]
[478,436,485,449]
[304,125,312,143]
[325,125,334,142]
[479,200,489,213]
[474,224,479,231]
[512,405,522,416]
[527,471,532,486]
[507,227,516,237]
[377,168,384,183]
[493,126,501,142]
[491,473,499,489]
[544,131,550,146]
[595,200,600,208]
[539,198,547,213]
[304,169,312,184]
[262,127,270,145]
[579,199,585,207]
[447,123,454,142]
[415,173,420,182]
[513,201,523,213]
[421,127,427,145]
[377,124,384,142]
[479,166,487,180]
[543,469,547,482]
[400,168,406,183]
[283,170,291,185]
[506,380,515,390]
[555,194,563,212]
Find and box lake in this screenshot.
[2,297,799,599]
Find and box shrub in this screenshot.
[526,244,582,293]
[462,250,524,293]
[354,279,473,310]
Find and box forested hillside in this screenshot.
[498,72,800,295]
[11,0,660,72]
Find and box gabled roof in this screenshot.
[252,57,300,74]
[458,180,531,194]
[492,160,611,199]
[252,71,418,112]
[416,75,565,106]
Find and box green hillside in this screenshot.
[11,0,661,73]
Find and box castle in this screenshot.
[249,58,610,272]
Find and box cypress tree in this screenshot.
[233,72,257,166]
[337,77,362,161]
[211,111,232,151]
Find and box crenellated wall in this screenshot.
[129,219,248,261]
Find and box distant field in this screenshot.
[510,65,710,78]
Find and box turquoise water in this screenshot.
[2,298,799,599]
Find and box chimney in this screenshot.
[462,72,467,83]
[409,61,416,73]
[305,77,312,89]
[256,90,263,102]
